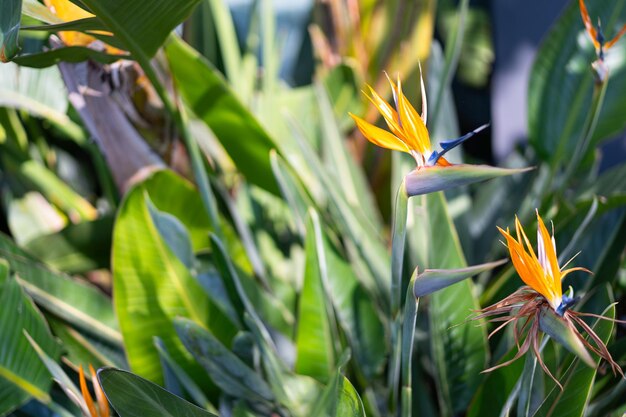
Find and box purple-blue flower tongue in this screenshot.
[428,123,490,166]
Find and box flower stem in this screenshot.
[558,77,609,193]
[137,38,222,237]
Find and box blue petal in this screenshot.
[429,123,490,165]
[556,294,580,316]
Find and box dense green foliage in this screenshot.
[1,0,625,416]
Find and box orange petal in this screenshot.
[435,156,452,167]
[579,0,600,49]
[90,365,110,417]
[349,113,410,153]
[79,366,98,417]
[396,77,431,153]
[498,226,552,302]
[536,213,562,299]
[605,24,626,49]
[560,266,592,281]
[364,86,405,139]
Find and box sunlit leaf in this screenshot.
[413,259,507,297]
[98,368,218,417]
[404,165,532,197]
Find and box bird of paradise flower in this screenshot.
[349,72,487,168]
[348,71,529,197]
[78,364,110,417]
[579,0,626,81]
[474,212,623,387]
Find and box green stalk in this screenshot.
[137,44,222,236]
[391,179,409,316]
[388,179,409,414]
[400,274,419,417]
[558,77,609,191]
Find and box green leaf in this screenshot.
[317,217,387,380]
[25,333,91,417]
[0,232,121,346]
[404,164,532,197]
[401,273,419,417]
[0,62,79,133]
[165,35,280,195]
[316,83,382,230]
[154,337,216,413]
[18,160,98,221]
[0,0,21,62]
[311,353,366,417]
[295,210,338,383]
[528,0,626,162]
[412,192,488,416]
[20,17,105,33]
[6,191,67,246]
[98,368,219,417]
[0,260,62,413]
[47,316,124,369]
[466,347,525,417]
[23,216,113,273]
[286,114,391,309]
[12,47,121,68]
[174,318,275,403]
[533,304,616,417]
[270,150,315,235]
[21,0,63,24]
[204,0,241,82]
[113,170,210,384]
[76,0,201,59]
[413,259,507,297]
[146,197,195,270]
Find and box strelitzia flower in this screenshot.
[349,73,487,169]
[475,211,622,387]
[78,364,110,417]
[349,73,529,196]
[579,0,626,81]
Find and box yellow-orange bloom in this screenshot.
[79,364,110,417]
[579,0,626,61]
[44,0,122,54]
[473,211,622,384]
[349,74,487,169]
[498,212,589,315]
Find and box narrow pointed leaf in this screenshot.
[113,170,211,384]
[12,47,121,68]
[98,368,218,417]
[153,337,214,412]
[411,192,488,416]
[404,165,532,197]
[75,0,201,59]
[164,36,279,195]
[533,303,616,417]
[295,210,337,382]
[0,233,121,346]
[174,318,274,403]
[414,259,507,297]
[25,333,90,417]
[311,352,366,417]
[0,262,62,413]
[538,307,595,368]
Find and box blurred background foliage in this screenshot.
[0,0,625,416]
